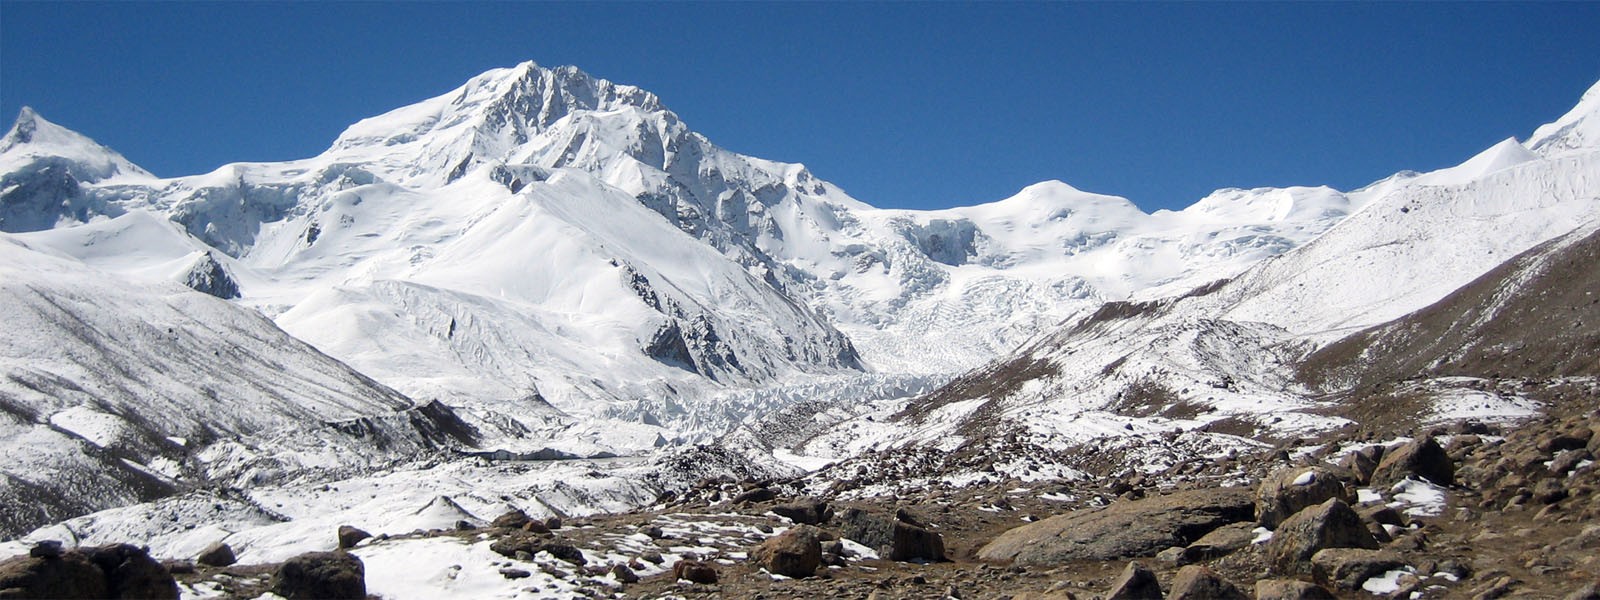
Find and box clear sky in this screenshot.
[3,2,1598,212]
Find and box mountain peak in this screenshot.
[1528,77,1600,156]
[0,107,153,182]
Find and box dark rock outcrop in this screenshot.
[336,525,371,550]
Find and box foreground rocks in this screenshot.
[0,542,178,599]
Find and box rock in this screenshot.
[491,531,586,564]
[671,559,719,584]
[1156,546,1189,565]
[0,550,107,599]
[1358,504,1405,528]
[751,524,825,577]
[336,525,371,550]
[641,524,665,539]
[772,498,833,525]
[978,488,1255,565]
[81,544,179,600]
[499,567,531,579]
[1372,437,1454,486]
[1309,548,1405,590]
[836,508,946,562]
[732,487,778,505]
[1183,522,1256,561]
[272,551,365,600]
[28,541,63,559]
[1539,432,1590,454]
[1534,478,1569,504]
[162,561,195,575]
[491,509,531,529]
[195,542,237,567]
[1338,451,1379,485]
[610,563,640,584]
[1167,565,1247,600]
[1254,578,1336,600]
[522,519,552,534]
[1265,499,1378,575]
[1564,581,1600,600]
[1104,561,1162,600]
[544,516,562,530]
[640,550,665,564]
[1550,449,1591,476]
[1257,466,1358,529]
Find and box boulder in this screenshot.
[671,560,718,584]
[81,544,179,600]
[732,487,777,505]
[490,532,587,565]
[1257,466,1357,529]
[1264,499,1378,575]
[1105,561,1163,600]
[1183,522,1256,561]
[195,542,237,567]
[836,508,945,562]
[1337,451,1379,485]
[1254,579,1336,600]
[336,525,371,550]
[272,551,365,600]
[751,524,825,578]
[1167,565,1247,600]
[0,550,107,600]
[772,498,833,525]
[609,563,640,584]
[491,509,531,529]
[978,488,1254,565]
[1309,548,1405,591]
[1371,437,1454,486]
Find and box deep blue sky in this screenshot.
[3,2,1599,211]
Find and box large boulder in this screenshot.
[1265,499,1378,575]
[491,509,532,529]
[1105,561,1163,600]
[1182,522,1256,562]
[835,508,945,562]
[1168,565,1248,600]
[1310,548,1405,591]
[195,542,237,568]
[751,524,824,578]
[978,488,1255,565]
[272,551,365,600]
[488,532,585,565]
[1254,579,1337,600]
[336,525,371,550]
[1371,437,1454,486]
[1256,465,1358,529]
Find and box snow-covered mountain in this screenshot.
[0,62,1362,447]
[768,79,1600,494]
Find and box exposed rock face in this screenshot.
[0,543,179,600]
[1372,436,1455,486]
[271,551,365,600]
[1257,465,1358,528]
[336,525,371,550]
[488,531,586,565]
[1265,499,1379,575]
[195,542,237,567]
[836,508,946,562]
[978,488,1254,565]
[1167,565,1248,600]
[1254,578,1337,600]
[178,251,240,299]
[1310,548,1406,591]
[1105,561,1163,600]
[750,524,824,578]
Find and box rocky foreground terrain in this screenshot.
[4,384,1598,599]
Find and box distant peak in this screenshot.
[3,106,42,147]
[0,106,154,181]
[1528,77,1600,156]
